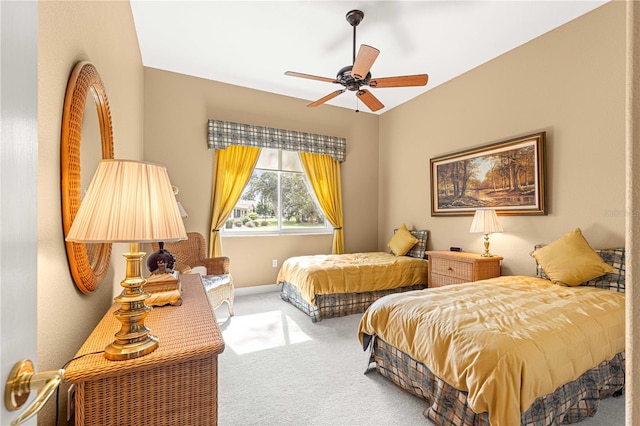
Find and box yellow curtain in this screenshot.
[209,145,261,257]
[299,152,345,254]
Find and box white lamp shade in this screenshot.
[469,209,503,234]
[66,159,187,243]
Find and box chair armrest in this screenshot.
[203,256,230,275]
[175,265,193,274]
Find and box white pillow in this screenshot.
[190,266,207,276]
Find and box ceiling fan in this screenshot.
[285,9,429,112]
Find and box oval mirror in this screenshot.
[61,61,114,293]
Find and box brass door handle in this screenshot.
[4,360,64,425]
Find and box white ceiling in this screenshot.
[130,1,608,114]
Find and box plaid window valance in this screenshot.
[207,119,346,162]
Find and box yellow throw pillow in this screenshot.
[531,228,615,286]
[388,224,419,256]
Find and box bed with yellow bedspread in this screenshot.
[278,251,429,322]
[359,275,625,425]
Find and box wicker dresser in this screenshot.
[426,251,502,287]
[64,274,224,426]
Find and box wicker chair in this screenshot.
[153,232,234,316]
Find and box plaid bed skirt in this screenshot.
[368,337,625,425]
[279,281,428,322]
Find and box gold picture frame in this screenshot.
[430,132,547,216]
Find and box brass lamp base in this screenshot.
[104,335,159,361]
[105,243,159,361]
[481,233,494,257]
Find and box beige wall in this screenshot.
[379,2,626,276]
[142,68,379,287]
[37,1,143,424]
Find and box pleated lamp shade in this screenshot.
[469,209,503,234]
[66,159,187,243]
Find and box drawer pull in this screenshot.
[448,267,453,271]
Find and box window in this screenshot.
[224,149,330,235]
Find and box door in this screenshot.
[0,1,38,425]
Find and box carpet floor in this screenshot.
[215,289,625,426]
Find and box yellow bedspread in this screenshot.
[358,276,625,426]
[277,252,428,305]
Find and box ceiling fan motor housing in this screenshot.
[337,65,371,91]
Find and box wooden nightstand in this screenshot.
[426,251,503,288]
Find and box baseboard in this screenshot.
[234,283,280,297]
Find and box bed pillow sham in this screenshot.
[531,228,615,287]
[406,229,429,259]
[582,248,625,292]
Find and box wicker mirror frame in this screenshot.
[61,61,114,293]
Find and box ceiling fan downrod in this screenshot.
[346,10,364,64]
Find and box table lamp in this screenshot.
[469,208,503,257]
[66,159,187,361]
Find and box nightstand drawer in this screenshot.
[431,258,473,281]
[430,273,467,287]
[426,251,502,288]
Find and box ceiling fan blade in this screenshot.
[356,89,384,112]
[307,89,346,108]
[369,74,429,88]
[285,71,338,84]
[351,44,380,80]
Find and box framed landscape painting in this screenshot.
[430,132,547,216]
